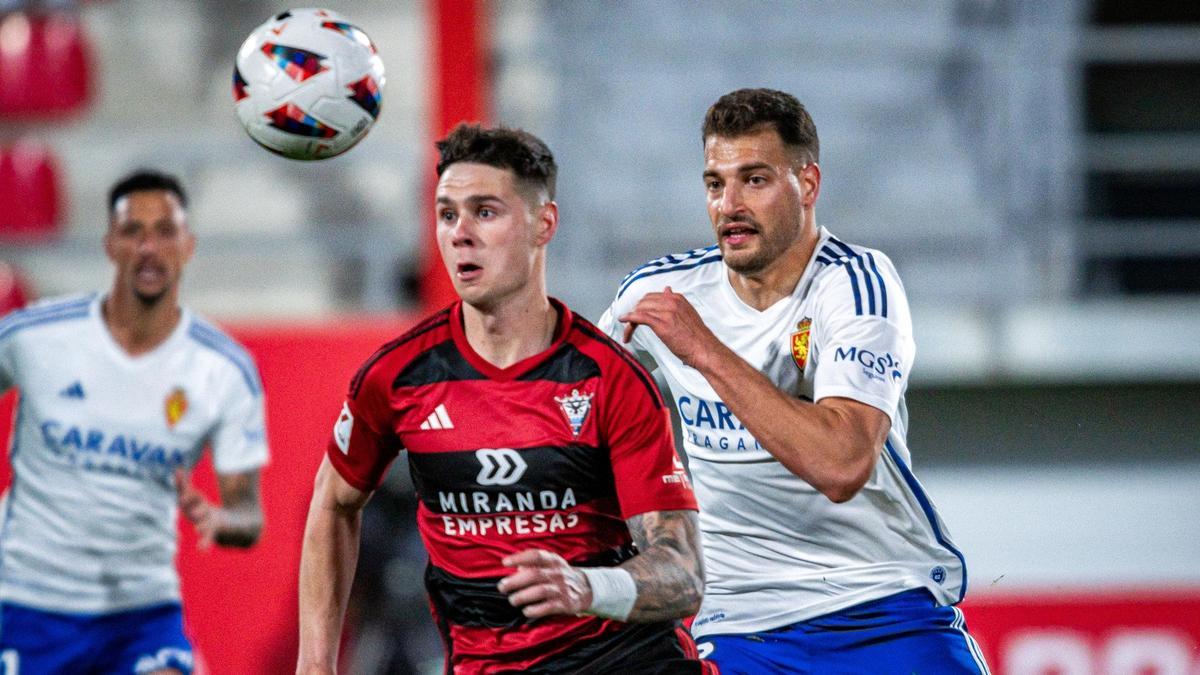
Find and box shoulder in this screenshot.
[568,313,665,409]
[186,313,263,396]
[811,236,904,321]
[614,245,723,304]
[0,293,96,342]
[348,305,455,400]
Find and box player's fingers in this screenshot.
[519,597,571,620]
[501,548,556,568]
[497,568,539,594]
[197,526,215,550]
[505,582,559,609]
[622,321,636,343]
[178,492,203,515]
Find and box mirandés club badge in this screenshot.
[165,387,188,429]
[554,388,593,436]
[791,318,812,371]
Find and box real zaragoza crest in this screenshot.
[165,387,188,429]
[554,388,593,436]
[791,318,812,370]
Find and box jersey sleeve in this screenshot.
[326,363,402,492]
[599,350,697,518]
[811,252,915,421]
[210,359,269,475]
[598,282,657,361]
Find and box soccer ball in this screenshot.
[233,8,384,160]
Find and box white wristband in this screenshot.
[579,567,637,622]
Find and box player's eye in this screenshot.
[478,207,495,219]
[748,175,767,186]
[439,209,456,223]
[705,180,721,191]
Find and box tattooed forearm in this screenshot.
[215,470,264,547]
[620,509,704,622]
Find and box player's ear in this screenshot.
[103,220,117,261]
[533,201,558,247]
[799,162,821,207]
[182,222,197,262]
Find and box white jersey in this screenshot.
[0,294,268,614]
[599,227,966,638]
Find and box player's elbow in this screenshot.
[816,454,876,504]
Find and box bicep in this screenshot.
[313,455,371,512]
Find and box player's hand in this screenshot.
[175,468,223,550]
[498,549,592,619]
[619,286,720,369]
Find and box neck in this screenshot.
[461,288,558,369]
[727,222,820,311]
[102,290,182,356]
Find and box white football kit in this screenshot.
[0,294,268,614]
[600,227,966,638]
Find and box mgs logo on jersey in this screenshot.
[164,387,188,429]
[791,318,812,370]
[833,345,904,383]
[554,388,593,436]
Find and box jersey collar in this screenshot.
[91,294,192,365]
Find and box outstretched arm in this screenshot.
[176,468,264,548]
[297,457,372,675]
[621,288,889,503]
[497,508,704,623]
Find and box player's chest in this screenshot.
[393,378,603,454]
[22,345,219,444]
[660,296,817,393]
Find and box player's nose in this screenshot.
[717,184,744,216]
[448,217,477,247]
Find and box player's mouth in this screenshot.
[455,262,483,281]
[719,222,759,246]
[135,262,166,285]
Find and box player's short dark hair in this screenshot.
[703,88,819,164]
[108,170,188,213]
[435,123,557,201]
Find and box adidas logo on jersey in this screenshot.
[419,404,454,430]
[58,381,85,399]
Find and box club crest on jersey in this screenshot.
[791,318,812,371]
[554,388,593,436]
[164,387,188,429]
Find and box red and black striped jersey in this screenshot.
[326,298,701,674]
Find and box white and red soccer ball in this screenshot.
[233,8,384,160]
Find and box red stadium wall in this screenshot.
[3,322,1200,674]
[962,589,1200,673]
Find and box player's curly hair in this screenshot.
[108,170,188,213]
[703,88,819,164]
[436,123,557,201]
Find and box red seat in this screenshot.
[0,140,63,242]
[0,11,93,118]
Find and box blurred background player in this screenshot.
[602,88,989,673]
[0,170,268,674]
[298,124,711,674]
